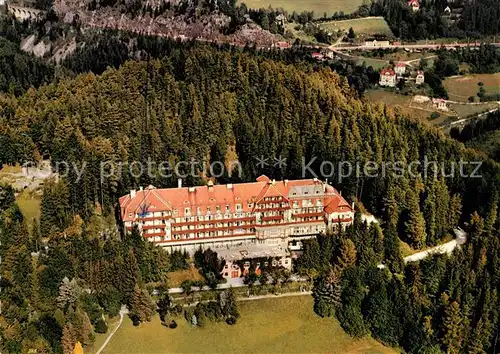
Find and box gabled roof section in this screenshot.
[256,174,270,182]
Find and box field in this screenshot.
[167,265,204,287]
[96,296,395,354]
[16,190,41,227]
[239,0,364,17]
[449,102,499,118]
[320,17,393,37]
[443,74,500,102]
[365,89,447,123]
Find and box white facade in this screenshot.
[395,64,406,75]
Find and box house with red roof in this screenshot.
[272,41,290,50]
[379,68,397,87]
[416,71,425,85]
[395,62,407,75]
[119,176,354,254]
[408,0,420,11]
[311,52,324,61]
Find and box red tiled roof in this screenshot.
[395,62,406,67]
[120,176,352,221]
[408,0,419,6]
[380,68,395,76]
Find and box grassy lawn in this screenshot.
[449,102,499,118]
[443,73,500,102]
[167,265,204,288]
[98,296,395,354]
[356,57,388,69]
[320,17,393,37]
[366,89,452,123]
[239,0,364,17]
[16,190,41,227]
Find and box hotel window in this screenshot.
[216,205,220,212]
[236,204,242,211]
[248,203,254,209]
[173,209,178,216]
[197,207,201,215]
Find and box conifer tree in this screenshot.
[338,238,357,270]
[441,300,464,354]
[313,266,341,318]
[404,189,426,249]
[129,285,156,323]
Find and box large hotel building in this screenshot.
[119,175,354,254]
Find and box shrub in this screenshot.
[169,320,178,329]
[94,318,108,334]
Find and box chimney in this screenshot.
[188,187,195,193]
[130,189,136,198]
[139,186,143,191]
[227,183,233,189]
[207,180,214,189]
[178,178,182,189]
[284,179,288,186]
[271,179,276,185]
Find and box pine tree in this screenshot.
[129,285,155,323]
[61,324,75,354]
[441,301,463,354]
[405,189,426,249]
[57,277,81,309]
[467,317,486,354]
[313,266,341,317]
[121,249,141,302]
[448,194,462,229]
[338,238,357,270]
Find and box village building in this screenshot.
[379,68,397,87]
[432,98,448,111]
[323,50,334,60]
[272,41,290,50]
[395,62,406,75]
[364,39,391,48]
[416,71,425,85]
[444,6,451,15]
[408,0,420,11]
[275,14,286,27]
[311,52,324,61]
[119,176,354,255]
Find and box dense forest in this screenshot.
[1,18,500,354]
[299,210,500,353]
[370,0,500,40]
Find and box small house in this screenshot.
[408,0,420,11]
[311,52,324,61]
[416,71,425,85]
[273,41,290,50]
[432,98,448,111]
[395,62,406,75]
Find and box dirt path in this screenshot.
[96,305,128,354]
